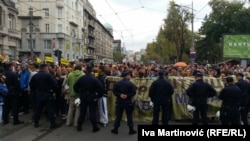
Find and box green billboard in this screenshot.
[223,34,250,58]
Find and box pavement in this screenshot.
[0,111,238,141]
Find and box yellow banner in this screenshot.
[35,57,42,63]
[107,76,227,121]
[60,58,69,65]
[45,56,53,62]
[65,40,70,50]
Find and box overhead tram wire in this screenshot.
[104,0,133,39]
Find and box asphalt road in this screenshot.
[0,111,224,141]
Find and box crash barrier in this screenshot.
[106,76,231,121]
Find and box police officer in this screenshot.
[74,64,103,132]
[219,76,241,125]
[149,69,174,125]
[235,72,250,125]
[29,64,58,129]
[2,63,24,125]
[111,70,137,135]
[186,71,216,125]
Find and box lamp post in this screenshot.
[29,7,48,59]
[174,1,195,64]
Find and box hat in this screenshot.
[236,72,244,77]
[226,76,234,83]
[5,63,13,69]
[121,70,131,77]
[195,72,203,77]
[86,65,93,72]
[158,69,165,76]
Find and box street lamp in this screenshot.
[174,1,195,64]
[29,7,48,59]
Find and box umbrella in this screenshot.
[173,62,187,67]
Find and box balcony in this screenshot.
[87,43,96,49]
[56,0,64,8]
[76,38,83,43]
[8,29,21,38]
[0,26,8,36]
[56,33,65,38]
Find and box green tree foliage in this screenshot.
[113,51,123,63]
[198,0,250,63]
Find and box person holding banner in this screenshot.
[149,69,174,125]
[186,72,216,125]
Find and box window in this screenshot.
[45,24,49,32]
[58,8,62,19]
[58,24,62,32]
[8,14,14,29]
[0,7,2,25]
[44,40,51,49]
[28,39,35,49]
[45,9,49,17]
[58,39,63,49]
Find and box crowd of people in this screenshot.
[0,60,250,135]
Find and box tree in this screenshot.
[163,1,192,62]
[113,51,123,63]
[198,0,250,63]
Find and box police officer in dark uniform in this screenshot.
[111,70,137,135]
[29,64,58,129]
[186,71,216,125]
[2,63,24,125]
[74,64,103,132]
[149,69,174,125]
[219,76,241,125]
[235,72,250,125]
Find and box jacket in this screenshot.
[67,70,84,97]
[0,83,8,105]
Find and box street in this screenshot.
[0,112,223,141]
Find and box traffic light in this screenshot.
[53,49,62,57]
[53,49,62,66]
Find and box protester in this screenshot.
[0,67,8,124]
[66,63,84,127]
[97,66,109,127]
[149,69,174,125]
[111,70,137,135]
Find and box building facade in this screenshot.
[0,0,20,61]
[16,0,85,62]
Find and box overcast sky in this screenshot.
[89,0,211,52]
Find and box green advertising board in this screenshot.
[223,34,250,58]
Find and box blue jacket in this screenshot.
[20,69,30,90]
[0,83,8,105]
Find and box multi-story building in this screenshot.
[83,1,113,64]
[0,0,20,61]
[16,0,85,62]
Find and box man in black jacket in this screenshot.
[111,70,137,135]
[219,76,241,125]
[149,69,174,125]
[74,64,103,132]
[235,72,250,125]
[186,72,216,125]
[29,64,58,129]
[2,63,24,125]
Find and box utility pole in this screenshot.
[190,1,196,65]
[29,7,34,59]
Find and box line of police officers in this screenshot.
[2,62,249,131]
